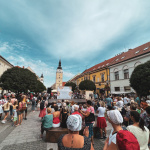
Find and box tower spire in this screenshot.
[57,59,62,69]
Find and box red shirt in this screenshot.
[72,111,82,118]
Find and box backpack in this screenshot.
[40,101,45,110]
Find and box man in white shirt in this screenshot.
[124,95,128,105]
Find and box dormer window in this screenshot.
[98,66,101,68]
[106,63,109,65]
[144,47,149,51]
[121,56,125,59]
[135,50,140,54]
[116,59,119,61]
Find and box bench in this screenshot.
[46,127,68,143]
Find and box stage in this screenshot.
[48,99,86,104]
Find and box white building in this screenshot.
[0,55,14,93]
[109,42,150,94]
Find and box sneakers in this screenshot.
[24,118,27,120]
[1,120,6,124]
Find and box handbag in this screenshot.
[85,107,95,123]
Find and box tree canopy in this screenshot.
[0,67,46,93]
[65,82,76,91]
[130,61,150,96]
[79,80,96,91]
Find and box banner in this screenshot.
[57,86,72,99]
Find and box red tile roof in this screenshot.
[110,42,150,66]
[62,82,66,86]
[69,42,150,81]
[79,55,119,77]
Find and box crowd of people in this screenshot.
[0,92,150,150]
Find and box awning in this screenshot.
[52,89,57,93]
[111,91,135,94]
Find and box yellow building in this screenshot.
[74,56,118,96]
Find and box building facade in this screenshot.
[109,42,150,94]
[73,56,118,96]
[0,55,14,92]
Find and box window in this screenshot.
[124,86,131,92]
[144,47,149,51]
[121,56,125,59]
[115,71,119,80]
[97,77,99,82]
[93,76,96,83]
[135,50,140,54]
[124,69,129,79]
[101,74,104,82]
[116,59,119,61]
[115,87,120,91]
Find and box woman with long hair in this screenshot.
[17,97,25,125]
[53,105,60,127]
[127,111,149,150]
[80,100,95,145]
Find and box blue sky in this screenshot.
[0,0,150,87]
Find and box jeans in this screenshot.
[32,104,35,111]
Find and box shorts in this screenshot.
[4,110,9,113]
[17,111,22,115]
[86,123,93,138]
[14,117,17,121]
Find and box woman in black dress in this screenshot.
[61,107,68,128]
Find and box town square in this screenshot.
[0,0,150,150]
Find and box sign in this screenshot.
[57,86,72,99]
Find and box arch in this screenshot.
[122,65,128,70]
[113,68,118,72]
[134,61,141,68]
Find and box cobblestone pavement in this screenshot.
[0,106,112,150]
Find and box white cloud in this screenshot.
[0,42,12,53]
[1,0,149,60]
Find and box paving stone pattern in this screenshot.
[0,105,112,150]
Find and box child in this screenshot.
[37,100,40,111]
[13,104,18,126]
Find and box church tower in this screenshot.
[56,59,63,89]
[40,73,44,84]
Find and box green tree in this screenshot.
[65,82,76,91]
[0,67,46,93]
[130,61,150,96]
[34,80,46,93]
[79,80,96,91]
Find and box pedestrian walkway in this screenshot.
[0,109,112,150]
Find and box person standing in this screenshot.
[96,101,107,139]
[105,95,113,107]
[80,100,95,145]
[1,99,10,123]
[135,94,140,106]
[32,95,37,112]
